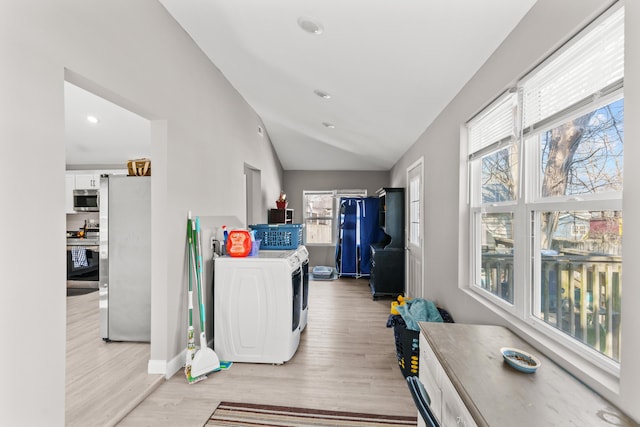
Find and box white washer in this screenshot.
[297,245,309,331]
[214,249,302,364]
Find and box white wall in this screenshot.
[390,0,639,422]
[0,1,283,425]
[283,170,390,266]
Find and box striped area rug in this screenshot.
[205,401,417,427]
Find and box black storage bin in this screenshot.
[387,308,454,378]
[392,316,419,377]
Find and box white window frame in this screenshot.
[524,91,623,374]
[465,3,624,378]
[302,189,367,246]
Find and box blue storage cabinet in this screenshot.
[336,197,384,277]
[336,198,359,276]
[359,197,384,274]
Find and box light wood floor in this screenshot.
[67,278,417,426]
[118,277,417,426]
[66,289,164,427]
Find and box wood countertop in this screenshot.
[418,322,638,426]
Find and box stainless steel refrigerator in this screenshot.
[99,175,151,342]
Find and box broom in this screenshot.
[185,216,207,384]
[189,216,222,377]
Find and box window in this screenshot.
[303,189,367,245]
[408,173,420,246]
[467,6,624,363]
[528,98,623,361]
[469,92,518,306]
[303,191,334,245]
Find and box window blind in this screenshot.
[521,6,624,130]
[467,91,517,156]
[334,189,367,197]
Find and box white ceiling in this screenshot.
[65,81,150,170]
[65,0,537,171]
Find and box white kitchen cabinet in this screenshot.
[66,171,126,213]
[419,333,443,424]
[74,173,100,189]
[417,323,637,427]
[419,332,475,427]
[66,173,100,213]
[441,377,476,427]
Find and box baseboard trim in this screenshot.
[148,351,185,379]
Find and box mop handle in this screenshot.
[194,218,206,330]
[186,218,196,365]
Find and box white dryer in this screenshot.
[297,245,309,331]
[213,250,302,364]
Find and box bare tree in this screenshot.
[540,113,594,248]
[480,99,623,250]
[481,146,518,203]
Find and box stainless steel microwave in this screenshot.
[73,189,99,212]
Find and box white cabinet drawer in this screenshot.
[419,334,442,387]
[420,331,476,427]
[441,377,477,427]
[419,334,443,423]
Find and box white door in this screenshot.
[244,164,261,226]
[406,158,424,298]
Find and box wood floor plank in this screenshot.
[117,278,418,427]
[65,290,164,427]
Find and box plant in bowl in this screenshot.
[276,191,287,209]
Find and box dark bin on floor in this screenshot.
[387,307,454,378]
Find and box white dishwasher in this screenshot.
[213,250,302,364]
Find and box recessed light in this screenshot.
[297,17,323,35]
[86,115,100,124]
[322,122,335,129]
[314,90,331,99]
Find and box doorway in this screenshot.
[64,77,156,425]
[406,157,424,298]
[244,163,262,226]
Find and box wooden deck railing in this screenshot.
[481,252,622,360]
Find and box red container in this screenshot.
[226,230,252,257]
[276,201,287,209]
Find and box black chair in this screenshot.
[406,376,440,427]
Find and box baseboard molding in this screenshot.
[148,351,186,379]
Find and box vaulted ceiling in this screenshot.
[65,1,537,171]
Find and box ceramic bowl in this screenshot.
[500,347,541,373]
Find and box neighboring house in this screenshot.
[1,1,639,426]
